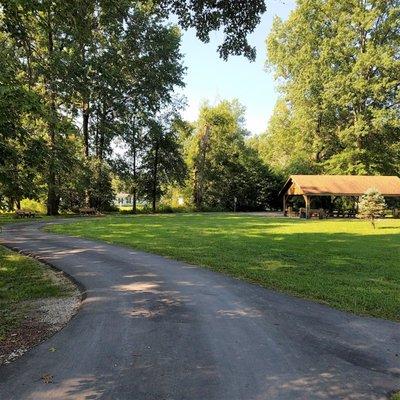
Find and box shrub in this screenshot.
[20,199,46,213]
[357,188,387,228]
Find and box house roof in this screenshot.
[280,175,400,196]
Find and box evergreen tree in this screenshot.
[358,188,387,228]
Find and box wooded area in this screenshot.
[0,0,277,214]
[1,0,399,214]
[250,0,400,177]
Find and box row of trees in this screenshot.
[0,1,187,214]
[115,100,281,212]
[0,0,269,214]
[252,0,400,177]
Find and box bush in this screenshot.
[20,199,46,213]
[357,188,387,228]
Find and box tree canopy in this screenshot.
[0,0,272,213]
[184,100,280,211]
[261,0,400,176]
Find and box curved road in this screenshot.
[0,222,399,400]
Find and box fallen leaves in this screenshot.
[41,373,53,384]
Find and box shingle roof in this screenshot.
[282,175,400,196]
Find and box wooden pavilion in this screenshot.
[279,175,400,218]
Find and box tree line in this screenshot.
[115,100,281,212]
[0,0,269,214]
[251,0,400,177]
[2,0,399,214]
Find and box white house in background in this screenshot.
[115,192,134,206]
[115,192,186,208]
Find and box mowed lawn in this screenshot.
[48,214,400,320]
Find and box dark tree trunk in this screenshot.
[99,128,105,162]
[194,126,209,210]
[152,142,159,213]
[16,199,21,210]
[97,103,106,161]
[8,198,14,212]
[81,46,90,157]
[46,9,60,216]
[82,100,90,157]
[47,98,60,215]
[132,147,137,214]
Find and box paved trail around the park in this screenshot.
[0,221,399,399]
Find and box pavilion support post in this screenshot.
[303,195,310,219]
[283,195,287,216]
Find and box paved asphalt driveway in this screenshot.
[0,221,399,400]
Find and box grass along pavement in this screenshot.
[0,246,75,347]
[47,213,400,321]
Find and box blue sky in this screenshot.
[179,0,295,136]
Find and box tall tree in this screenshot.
[140,114,187,212]
[248,100,318,175]
[186,100,279,211]
[2,0,76,214]
[267,0,400,175]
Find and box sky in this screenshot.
[178,0,296,136]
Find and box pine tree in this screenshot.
[357,188,387,228]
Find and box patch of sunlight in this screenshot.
[113,282,161,293]
[324,257,353,268]
[257,260,289,271]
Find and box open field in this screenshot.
[47,213,400,321]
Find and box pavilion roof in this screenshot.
[280,175,400,196]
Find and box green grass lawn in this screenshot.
[47,213,400,320]
[0,212,79,229]
[0,246,71,341]
[0,213,51,227]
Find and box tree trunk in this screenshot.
[47,95,59,215]
[132,146,137,214]
[7,198,13,212]
[82,100,90,207]
[82,100,90,157]
[152,142,159,213]
[46,8,60,216]
[97,103,106,161]
[81,46,90,157]
[194,126,209,210]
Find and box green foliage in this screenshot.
[20,199,46,213]
[0,2,186,213]
[49,215,400,321]
[163,0,267,60]
[358,188,387,228]
[87,160,115,212]
[139,114,187,212]
[186,100,280,211]
[265,0,400,175]
[248,100,319,175]
[0,1,273,213]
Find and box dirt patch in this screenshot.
[0,267,81,365]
